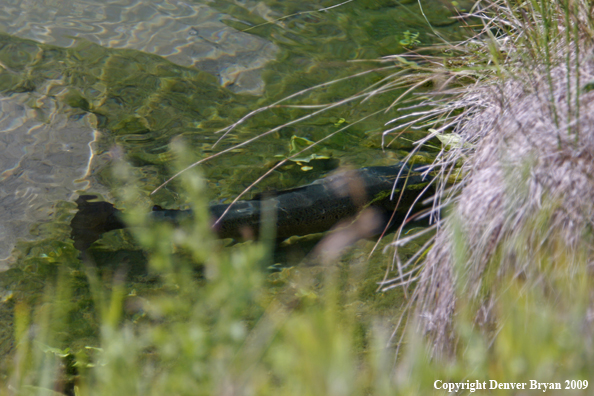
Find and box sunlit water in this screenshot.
[0,0,470,268]
[0,0,277,94]
[0,95,99,265]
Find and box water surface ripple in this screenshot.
[0,0,278,94]
[0,94,98,267]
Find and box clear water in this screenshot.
[0,0,277,94]
[0,0,472,267]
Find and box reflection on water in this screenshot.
[0,93,100,268]
[0,0,278,95]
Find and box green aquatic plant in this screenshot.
[399,30,421,48]
[275,135,332,171]
[333,117,347,127]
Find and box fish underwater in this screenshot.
[70,163,433,251]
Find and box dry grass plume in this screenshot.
[387,0,594,355]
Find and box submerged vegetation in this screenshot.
[2,0,594,394]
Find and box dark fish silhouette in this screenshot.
[70,164,431,251]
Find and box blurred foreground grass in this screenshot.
[1,159,593,396]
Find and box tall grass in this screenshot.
[385,0,594,356]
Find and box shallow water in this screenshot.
[0,94,98,264]
[0,0,471,267]
[0,0,277,94]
